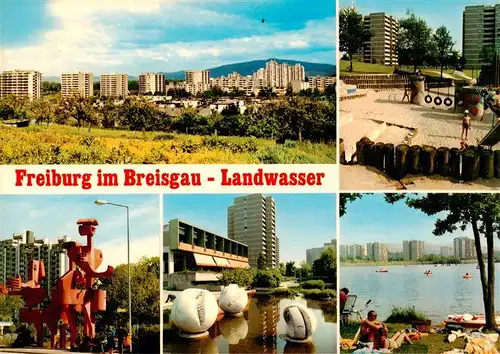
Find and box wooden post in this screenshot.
[450,148,461,180]
[480,150,495,179]
[408,145,422,175]
[395,144,410,179]
[420,145,437,175]
[363,141,375,166]
[383,143,395,177]
[436,147,450,176]
[373,142,385,171]
[462,148,480,181]
[494,150,500,178]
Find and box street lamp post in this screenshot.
[94,200,132,353]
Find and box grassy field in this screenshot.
[340,322,500,353]
[339,60,478,79]
[0,124,335,164]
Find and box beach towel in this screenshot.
[352,348,391,354]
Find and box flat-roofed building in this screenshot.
[0,70,41,100]
[139,73,165,94]
[61,72,93,98]
[362,12,399,66]
[100,73,128,98]
[163,219,249,289]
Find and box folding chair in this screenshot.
[341,294,357,326]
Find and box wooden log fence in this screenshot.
[340,74,409,90]
[350,137,500,181]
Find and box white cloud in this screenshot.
[2,0,334,75]
[97,234,160,271]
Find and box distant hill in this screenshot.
[164,59,335,79]
[41,59,334,83]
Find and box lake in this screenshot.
[163,296,337,353]
[340,263,500,323]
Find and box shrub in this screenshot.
[386,306,428,323]
[218,268,254,288]
[269,287,297,297]
[300,289,335,301]
[301,279,325,290]
[252,269,283,288]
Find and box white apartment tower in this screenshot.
[0,70,42,100]
[227,194,279,268]
[265,60,305,88]
[139,73,166,94]
[61,72,94,98]
[100,73,128,98]
[185,70,210,85]
[403,240,425,261]
[453,237,476,259]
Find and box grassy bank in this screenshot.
[0,125,335,164]
[339,60,476,79]
[341,322,500,353]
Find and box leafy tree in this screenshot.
[339,7,372,72]
[433,26,455,79]
[30,98,54,126]
[279,262,286,276]
[299,261,312,278]
[257,253,267,270]
[128,80,139,94]
[0,295,23,321]
[116,98,164,132]
[481,44,496,67]
[397,11,434,71]
[221,103,239,116]
[167,88,191,99]
[0,95,29,121]
[285,261,296,277]
[41,81,61,95]
[252,269,283,288]
[103,256,160,325]
[312,247,336,282]
[218,268,253,287]
[340,193,365,217]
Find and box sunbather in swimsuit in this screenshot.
[359,310,387,349]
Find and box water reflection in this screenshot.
[163,296,337,354]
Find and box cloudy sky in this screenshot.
[0,194,160,271]
[1,0,335,76]
[163,194,336,264]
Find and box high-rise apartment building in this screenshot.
[308,76,335,92]
[306,239,336,265]
[265,60,305,88]
[366,242,388,262]
[463,5,500,69]
[61,72,93,98]
[0,231,69,291]
[139,73,166,95]
[403,240,425,261]
[0,70,42,100]
[362,13,399,66]
[227,194,279,268]
[185,70,210,85]
[100,73,128,98]
[453,237,476,259]
[440,246,453,257]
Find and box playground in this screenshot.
[339,74,500,190]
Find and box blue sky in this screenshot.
[340,194,486,252]
[340,0,499,51]
[0,194,160,269]
[163,194,336,264]
[1,0,335,76]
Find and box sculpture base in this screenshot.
[279,334,312,343]
[177,331,209,339]
[228,312,244,318]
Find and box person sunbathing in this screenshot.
[359,310,388,349]
[383,330,414,350]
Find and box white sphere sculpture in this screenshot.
[218,284,248,316]
[282,304,317,342]
[171,289,219,338]
[219,316,249,344]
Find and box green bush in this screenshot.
[269,287,297,297]
[385,306,428,323]
[300,289,335,301]
[301,279,325,290]
[218,268,254,287]
[252,269,283,288]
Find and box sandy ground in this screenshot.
[341,90,497,149]
[340,89,500,191]
[341,165,500,191]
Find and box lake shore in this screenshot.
[340,260,477,267]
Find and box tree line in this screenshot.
[340,9,467,75]
[0,90,335,143]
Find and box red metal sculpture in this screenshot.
[1,218,114,349]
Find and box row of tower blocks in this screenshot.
[0,231,70,291]
[341,237,476,261]
[358,6,500,69]
[0,60,333,101]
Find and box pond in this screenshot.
[163,295,337,353]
